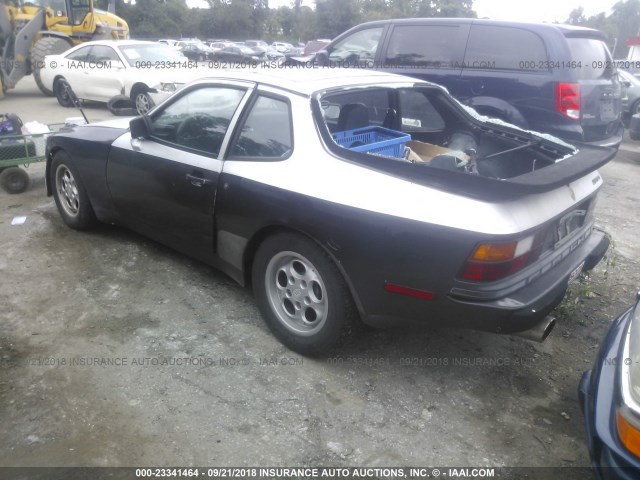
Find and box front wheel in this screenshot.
[252,233,357,356]
[50,151,97,230]
[134,91,155,115]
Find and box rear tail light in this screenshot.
[462,230,547,283]
[556,82,580,120]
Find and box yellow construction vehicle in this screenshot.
[0,0,129,97]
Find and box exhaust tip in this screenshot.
[539,316,556,342]
[512,316,556,343]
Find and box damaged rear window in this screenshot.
[317,85,575,180]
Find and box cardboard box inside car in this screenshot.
[405,140,469,163]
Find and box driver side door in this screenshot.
[106,83,252,261]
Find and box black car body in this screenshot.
[178,42,212,61]
[305,18,623,148]
[580,294,640,479]
[213,46,260,63]
[45,69,612,355]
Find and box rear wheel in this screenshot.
[54,78,74,107]
[0,167,29,194]
[252,233,357,356]
[31,36,73,96]
[50,151,97,230]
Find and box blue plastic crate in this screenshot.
[332,126,411,159]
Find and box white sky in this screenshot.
[472,0,617,23]
[188,0,618,25]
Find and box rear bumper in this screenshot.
[579,123,625,149]
[449,227,609,334]
[365,227,610,334]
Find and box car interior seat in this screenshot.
[337,103,370,131]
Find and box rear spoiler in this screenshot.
[322,136,615,201]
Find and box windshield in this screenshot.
[119,44,185,66]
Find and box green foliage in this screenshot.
[565,0,640,57]
[115,0,478,41]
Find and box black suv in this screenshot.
[313,18,623,148]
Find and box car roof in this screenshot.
[190,68,428,97]
[354,17,608,40]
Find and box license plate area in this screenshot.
[569,261,585,284]
[600,99,616,122]
[554,200,591,249]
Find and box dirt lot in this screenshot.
[1,78,639,478]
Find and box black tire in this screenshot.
[107,95,137,116]
[54,78,74,107]
[624,99,640,128]
[0,167,30,194]
[252,233,357,356]
[133,90,155,115]
[31,36,73,96]
[50,151,97,230]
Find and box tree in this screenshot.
[567,6,587,25]
[611,0,640,57]
[315,0,360,38]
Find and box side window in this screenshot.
[69,0,91,25]
[384,25,462,67]
[88,45,120,64]
[328,27,383,66]
[229,95,292,159]
[398,89,445,131]
[149,86,245,156]
[66,46,91,62]
[464,26,547,71]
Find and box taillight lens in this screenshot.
[462,230,546,282]
[556,82,580,120]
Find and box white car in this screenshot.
[40,40,203,115]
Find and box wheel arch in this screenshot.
[466,96,529,128]
[129,82,151,99]
[242,225,367,319]
[45,146,66,196]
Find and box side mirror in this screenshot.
[129,115,149,139]
[315,50,329,66]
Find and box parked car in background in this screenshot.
[45,68,613,355]
[213,45,261,63]
[208,41,233,54]
[309,18,623,148]
[272,41,294,53]
[580,293,640,479]
[263,47,286,64]
[619,69,640,126]
[176,41,213,61]
[303,39,331,56]
[40,40,198,115]
[244,40,269,55]
[158,39,178,48]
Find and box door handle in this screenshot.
[186,173,211,187]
